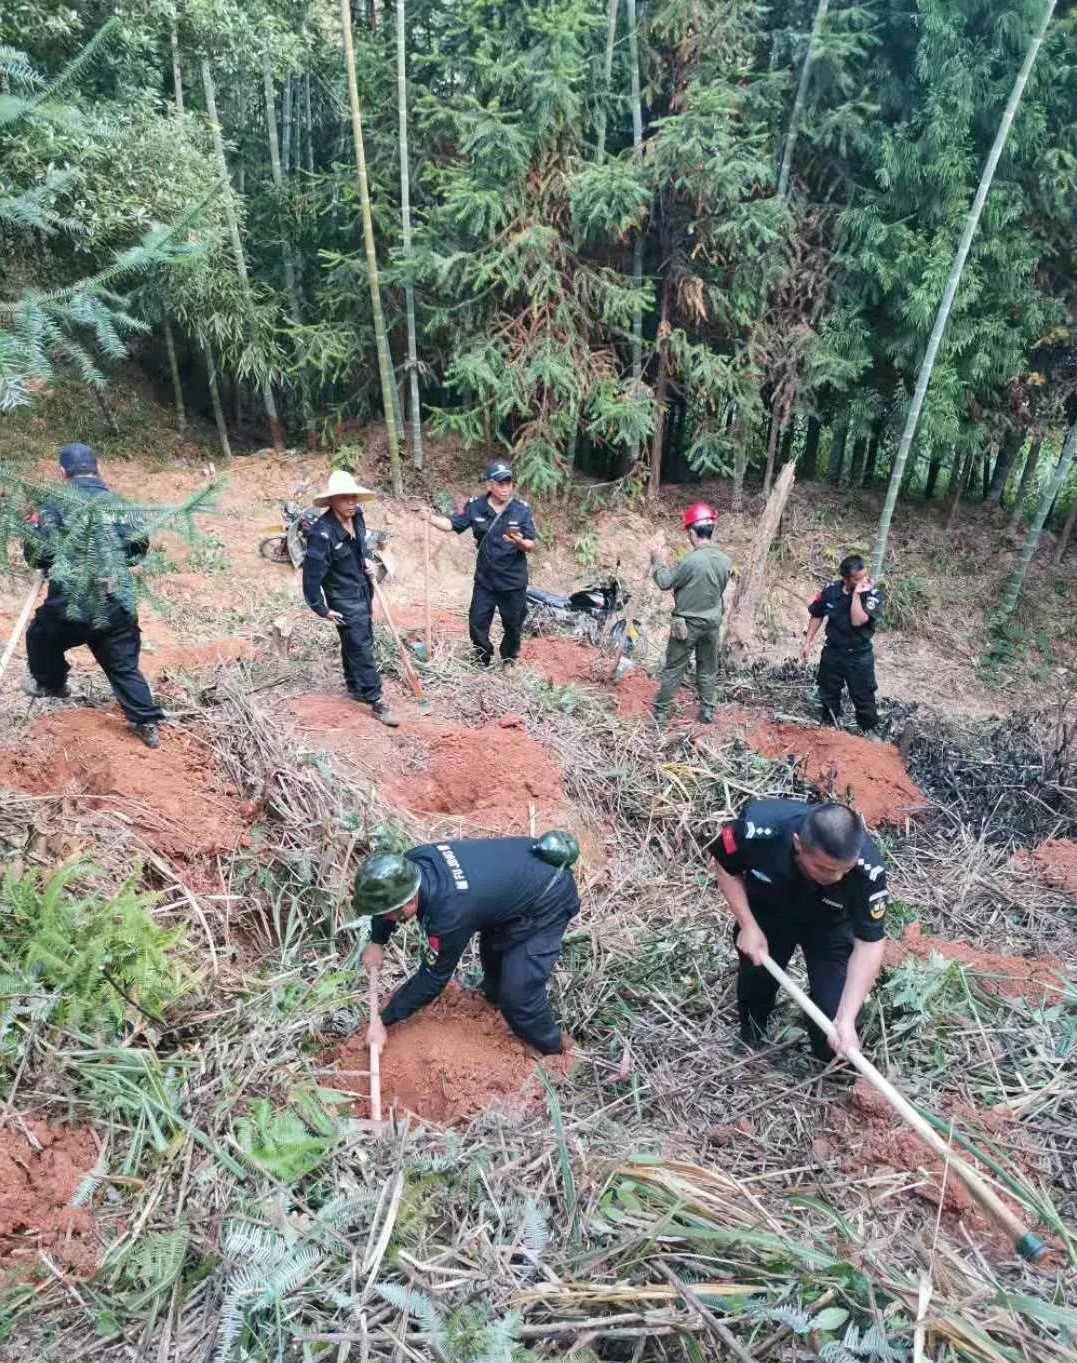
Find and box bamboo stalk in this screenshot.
[201,337,233,460]
[422,515,432,661]
[760,953,1049,1263]
[777,0,829,198]
[340,0,404,495]
[162,320,186,432]
[169,14,184,115]
[625,0,644,482]
[396,0,423,469]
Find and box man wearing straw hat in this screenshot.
[302,470,398,727]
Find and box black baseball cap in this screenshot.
[484,461,513,482]
[58,443,99,475]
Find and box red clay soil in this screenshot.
[883,922,1068,1005]
[521,636,684,720]
[392,714,563,832]
[1027,839,1077,899]
[748,723,928,829]
[0,710,247,874]
[280,693,447,779]
[0,1120,99,1278]
[829,1081,1040,1252]
[328,983,570,1124]
[374,603,467,637]
[140,637,256,678]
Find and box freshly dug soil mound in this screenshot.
[1027,839,1077,899]
[0,710,247,872]
[522,637,682,720]
[748,723,928,828]
[393,715,562,831]
[883,922,1067,1005]
[281,693,446,778]
[329,984,570,1124]
[0,1120,99,1278]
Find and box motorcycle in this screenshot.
[524,575,650,663]
[259,503,394,582]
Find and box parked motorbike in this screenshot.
[259,503,394,582]
[524,575,649,662]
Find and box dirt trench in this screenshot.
[0,1120,100,1279]
[883,921,1068,1005]
[1026,839,1077,899]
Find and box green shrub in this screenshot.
[0,863,192,1034]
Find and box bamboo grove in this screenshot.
[2,0,1077,573]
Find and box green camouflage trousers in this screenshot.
[653,618,721,716]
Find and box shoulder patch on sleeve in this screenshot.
[720,824,738,855]
[744,819,775,840]
[810,590,822,605]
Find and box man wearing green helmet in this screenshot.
[351,833,580,1055]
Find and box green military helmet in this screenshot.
[349,852,422,920]
[532,829,580,869]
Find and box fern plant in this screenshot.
[0,863,192,1036]
[232,1086,346,1181]
[212,1221,324,1363]
[377,1282,537,1363]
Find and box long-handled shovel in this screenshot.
[761,953,1050,1264]
[0,571,44,689]
[368,972,382,1124]
[371,577,431,715]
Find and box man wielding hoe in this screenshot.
[350,832,580,1056]
[425,461,537,669]
[801,553,884,736]
[650,503,732,724]
[302,470,398,727]
[22,443,165,749]
[709,798,889,1059]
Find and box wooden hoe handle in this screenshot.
[372,577,425,704]
[368,972,382,1124]
[760,953,1049,1264]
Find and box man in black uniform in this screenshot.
[425,461,537,668]
[350,831,579,1055]
[709,798,889,1058]
[801,553,884,734]
[302,470,398,727]
[22,443,165,748]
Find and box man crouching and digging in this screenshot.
[709,799,888,1059]
[349,833,580,1055]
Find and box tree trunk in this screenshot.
[732,442,749,513]
[863,430,880,486]
[850,437,868,488]
[945,446,974,532]
[170,17,184,114]
[163,321,186,432]
[340,0,404,494]
[1007,435,1042,531]
[282,72,293,177]
[924,450,943,500]
[780,421,795,466]
[825,418,847,485]
[1054,494,1077,564]
[396,0,423,469]
[595,0,618,163]
[201,57,284,454]
[988,427,1024,504]
[777,0,829,197]
[303,74,314,174]
[264,57,316,448]
[726,462,797,649]
[626,0,646,490]
[202,338,232,460]
[649,267,673,497]
[762,404,783,496]
[870,0,1055,577]
[998,423,1077,621]
[802,416,821,478]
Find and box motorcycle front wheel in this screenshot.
[259,535,291,564]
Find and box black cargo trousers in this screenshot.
[26,598,163,726]
[477,878,580,1053]
[469,576,526,665]
[735,912,854,1059]
[818,644,878,731]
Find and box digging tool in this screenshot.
[372,576,431,715]
[760,953,1050,1263]
[423,516,433,663]
[0,571,44,688]
[368,972,382,1123]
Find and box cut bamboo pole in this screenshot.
[761,953,1049,1263]
[371,577,429,712]
[422,516,432,661]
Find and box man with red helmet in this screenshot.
[650,502,732,723]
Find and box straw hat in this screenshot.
[311,470,376,506]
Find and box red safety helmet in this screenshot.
[682,502,717,530]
